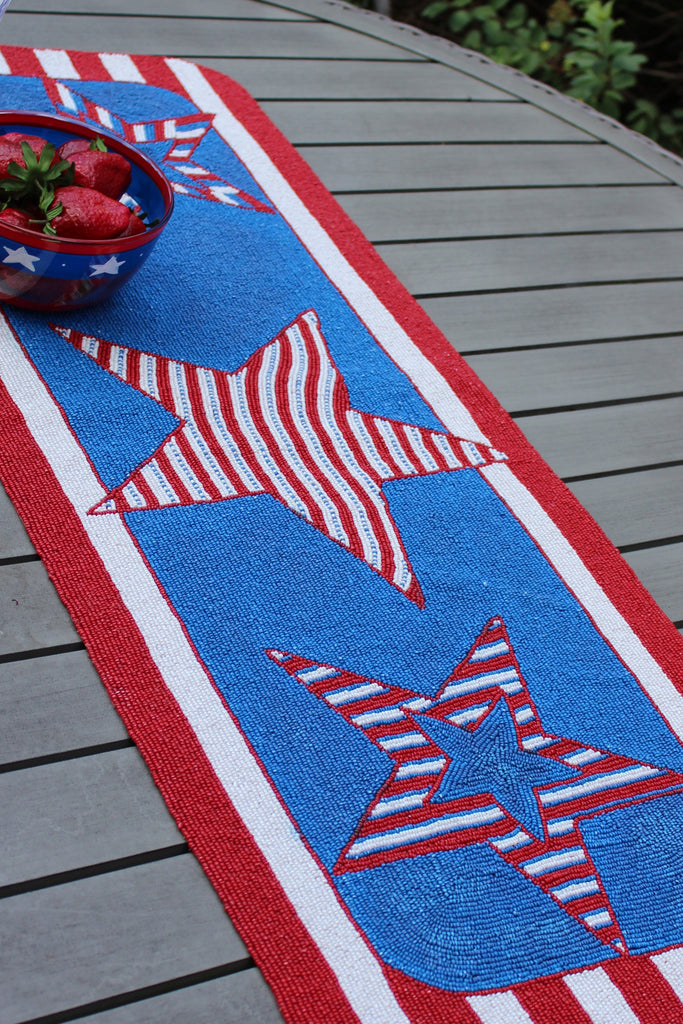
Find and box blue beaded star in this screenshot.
[415,700,580,839]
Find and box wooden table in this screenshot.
[1,1,682,1021]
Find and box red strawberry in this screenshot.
[0,207,33,230]
[120,211,147,237]
[0,141,25,177]
[1,132,50,151]
[0,133,52,176]
[57,139,91,160]
[50,186,131,240]
[70,149,132,199]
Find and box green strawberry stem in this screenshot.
[0,141,74,234]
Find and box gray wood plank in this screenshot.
[1,855,247,1024]
[624,542,683,624]
[202,56,513,100]
[10,0,313,17]
[1,747,182,887]
[77,968,284,1024]
[0,560,79,656]
[518,398,683,479]
[464,337,683,412]
[0,483,32,559]
[421,281,683,353]
[1,649,129,765]
[340,186,683,242]
[304,142,666,191]
[569,467,683,549]
[263,99,590,144]
[1,14,423,59]
[377,231,683,296]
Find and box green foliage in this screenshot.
[563,2,646,118]
[422,0,566,78]
[419,0,681,154]
[627,99,683,156]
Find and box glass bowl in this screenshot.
[0,110,174,311]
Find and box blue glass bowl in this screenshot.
[0,110,174,311]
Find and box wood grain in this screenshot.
[0,561,80,656]
[1,649,129,766]
[421,281,683,352]
[10,0,312,15]
[1,856,247,1024]
[202,56,512,100]
[340,186,683,241]
[465,336,683,411]
[76,968,285,1024]
[569,467,683,548]
[378,231,683,296]
[304,142,664,191]
[518,397,683,478]
[1,13,423,59]
[1,747,182,887]
[263,99,590,144]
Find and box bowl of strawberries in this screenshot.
[0,110,174,311]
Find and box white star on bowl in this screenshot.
[2,245,40,271]
[90,255,125,277]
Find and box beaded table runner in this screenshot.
[1,45,683,1024]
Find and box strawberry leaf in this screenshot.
[1,143,74,204]
[89,136,108,152]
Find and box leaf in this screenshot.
[422,1,451,19]
[20,140,39,171]
[463,26,483,47]
[505,2,527,28]
[449,8,472,30]
[90,135,108,152]
[0,178,28,194]
[483,17,505,43]
[0,141,74,211]
[45,200,62,223]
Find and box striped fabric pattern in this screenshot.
[267,616,683,952]
[40,78,273,213]
[465,948,683,1024]
[55,311,507,605]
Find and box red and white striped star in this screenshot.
[268,617,683,953]
[54,310,507,605]
[42,78,273,213]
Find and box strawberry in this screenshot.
[50,186,131,239]
[70,149,132,200]
[0,141,25,178]
[0,134,53,175]
[120,210,147,237]
[1,132,50,153]
[0,207,33,230]
[57,138,92,160]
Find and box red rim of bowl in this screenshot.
[0,109,174,253]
